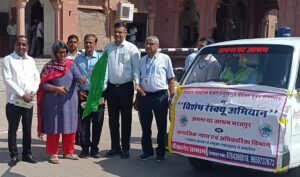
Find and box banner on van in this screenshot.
[169,84,287,171]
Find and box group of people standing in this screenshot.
[2,22,175,167]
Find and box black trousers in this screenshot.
[79,102,105,154]
[107,82,134,151]
[138,90,168,156]
[6,103,33,158]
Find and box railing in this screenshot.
[78,47,198,82]
[0,48,197,91]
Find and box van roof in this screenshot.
[208,37,300,48]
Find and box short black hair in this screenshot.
[199,37,215,45]
[84,34,98,43]
[16,35,27,40]
[67,34,79,42]
[52,40,68,58]
[114,22,127,29]
[15,35,28,44]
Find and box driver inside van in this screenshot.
[220,55,260,84]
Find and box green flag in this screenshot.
[82,51,108,118]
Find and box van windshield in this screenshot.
[183,45,293,89]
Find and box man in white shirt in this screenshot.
[67,34,81,60]
[2,35,40,166]
[104,22,140,159]
[7,19,17,52]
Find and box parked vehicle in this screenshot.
[168,38,300,177]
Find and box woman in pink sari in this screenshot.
[37,41,85,164]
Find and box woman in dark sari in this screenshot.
[37,41,85,164]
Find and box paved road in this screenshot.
[0,107,279,177]
[0,59,280,177]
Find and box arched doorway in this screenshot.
[180,0,200,47]
[25,0,44,57]
[31,1,43,22]
[213,0,279,42]
[257,1,279,38]
[213,0,247,42]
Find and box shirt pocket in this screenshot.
[118,53,125,63]
[155,65,166,76]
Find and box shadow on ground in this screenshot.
[0,138,58,164]
[97,148,282,177]
[1,167,26,177]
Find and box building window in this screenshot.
[79,0,103,6]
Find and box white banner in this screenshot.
[170,84,287,170]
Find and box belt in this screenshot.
[108,81,132,88]
[145,90,167,96]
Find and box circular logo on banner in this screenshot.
[258,123,273,138]
[179,114,188,127]
[172,143,177,149]
[215,128,224,133]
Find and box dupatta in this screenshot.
[37,58,73,136]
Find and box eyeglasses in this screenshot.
[114,31,125,35]
[145,42,156,46]
[57,50,67,54]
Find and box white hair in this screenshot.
[146,36,159,44]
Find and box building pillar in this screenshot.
[104,0,114,42]
[148,13,155,36]
[173,1,184,47]
[50,0,62,40]
[16,0,28,36]
[61,0,79,41]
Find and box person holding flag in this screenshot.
[75,34,108,158]
[37,40,86,164]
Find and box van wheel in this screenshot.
[188,157,213,170]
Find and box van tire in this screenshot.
[188,157,213,170]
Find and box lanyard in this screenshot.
[146,56,155,76]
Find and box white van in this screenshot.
[168,38,300,176]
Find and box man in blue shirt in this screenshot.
[75,34,108,158]
[184,37,214,71]
[136,36,175,163]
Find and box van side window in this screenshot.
[260,54,290,88]
[296,65,300,89]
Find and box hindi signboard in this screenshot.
[169,84,287,171]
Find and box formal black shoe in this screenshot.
[105,149,121,157]
[22,155,37,164]
[156,155,165,163]
[138,153,154,160]
[8,156,19,167]
[79,151,88,158]
[91,152,101,159]
[120,151,130,159]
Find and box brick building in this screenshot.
[0,0,298,57]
